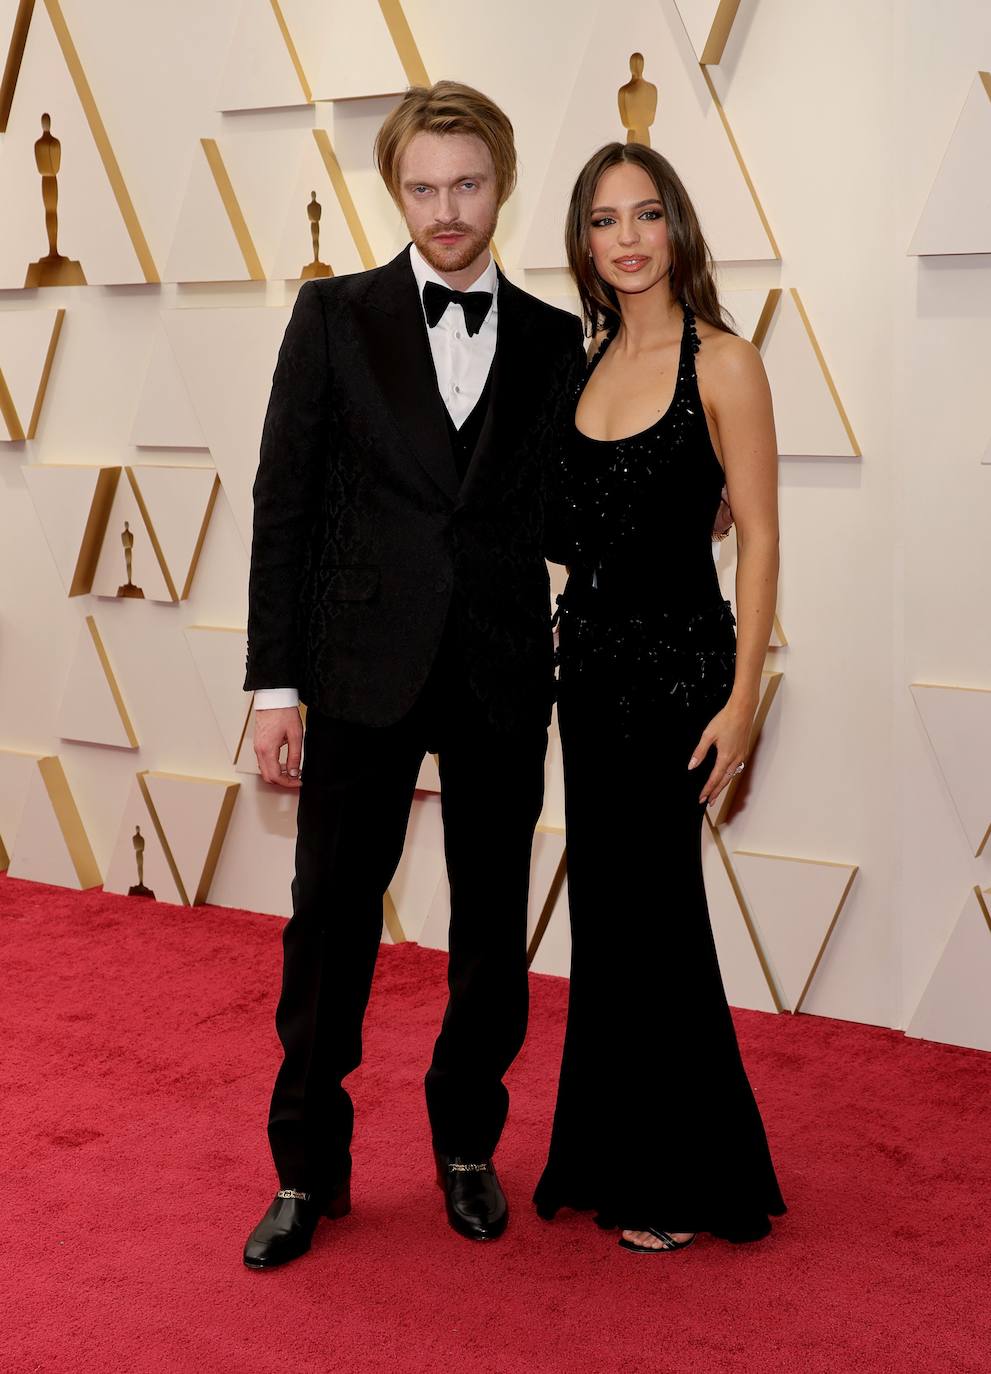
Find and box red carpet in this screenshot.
[1,874,989,1374]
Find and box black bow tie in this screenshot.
[422,280,493,337]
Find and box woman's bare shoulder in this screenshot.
[697,324,765,383]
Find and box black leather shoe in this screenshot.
[242,1183,351,1269]
[434,1152,508,1241]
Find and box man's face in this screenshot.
[397,131,500,276]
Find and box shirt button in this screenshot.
[453,385,461,394]
[455,331,462,340]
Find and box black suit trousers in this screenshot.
[266,623,547,1193]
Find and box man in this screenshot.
[242,81,584,1269]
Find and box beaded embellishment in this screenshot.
[554,302,735,727]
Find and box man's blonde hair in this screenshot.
[374,80,517,207]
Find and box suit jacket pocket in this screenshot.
[326,564,380,601]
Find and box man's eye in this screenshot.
[460,181,478,191]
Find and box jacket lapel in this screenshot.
[352,248,459,501]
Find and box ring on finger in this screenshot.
[732,762,745,777]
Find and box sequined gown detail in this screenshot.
[533,305,785,1241]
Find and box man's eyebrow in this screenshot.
[590,198,663,213]
[402,171,489,185]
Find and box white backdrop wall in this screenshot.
[0,0,988,1049]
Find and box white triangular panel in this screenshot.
[57,616,136,749]
[164,143,256,284]
[103,777,184,904]
[703,823,778,1013]
[282,0,408,101]
[219,130,315,277]
[674,0,740,65]
[130,325,207,449]
[90,474,173,602]
[521,0,775,268]
[0,4,145,286]
[0,309,62,440]
[130,465,219,600]
[270,133,365,282]
[909,73,991,256]
[185,626,252,762]
[217,0,308,112]
[906,889,991,1052]
[0,749,43,870]
[762,291,858,458]
[143,772,239,906]
[7,757,100,889]
[21,464,115,595]
[733,852,857,1011]
[912,684,991,857]
[389,792,445,944]
[163,306,292,551]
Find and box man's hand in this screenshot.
[254,706,303,788]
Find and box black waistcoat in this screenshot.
[444,372,495,483]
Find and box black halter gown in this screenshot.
[533,304,786,1242]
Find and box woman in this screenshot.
[534,142,785,1253]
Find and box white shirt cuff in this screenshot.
[253,687,300,709]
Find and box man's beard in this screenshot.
[413,217,496,275]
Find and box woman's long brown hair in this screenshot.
[565,142,734,339]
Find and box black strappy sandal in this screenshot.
[618,1227,697,1255]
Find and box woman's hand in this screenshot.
[688,694,756,806]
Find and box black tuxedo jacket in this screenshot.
[244,247,585,731]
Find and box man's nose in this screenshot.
[435,190,457,223]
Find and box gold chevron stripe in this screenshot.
[313,129,376,270]
[707,818,783,1012]
[124,466,179,602]
[71,465,119,597]
[43,0,159,282]
[200,138,266,282]
[268,0,312,103]
[789,288,861,457]
[38,754,101,888]
[27,308,64,439]
[750,288,781,349]
[526,848,568,968]
[0,0,32,134]
[179,473,220,600]
[85,614,138,748]
[136,770,189,905]
[377,0,429,87]
[0,367,23,441]
[383,891,406,943]
[700,0,742,65]
[701,67,780,259]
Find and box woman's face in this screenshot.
[587,161,672,301]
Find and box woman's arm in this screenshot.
[690,336,779,805]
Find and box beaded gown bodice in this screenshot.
[555,303,735,720]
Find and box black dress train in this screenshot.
[533,304,786,1242]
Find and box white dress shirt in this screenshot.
[255,244,499,711]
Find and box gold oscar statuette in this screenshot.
[24,113,87,288]
[300,191,332,280]
[127,824,155,898]
[117,520,144,599]
[618,53,657,148]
